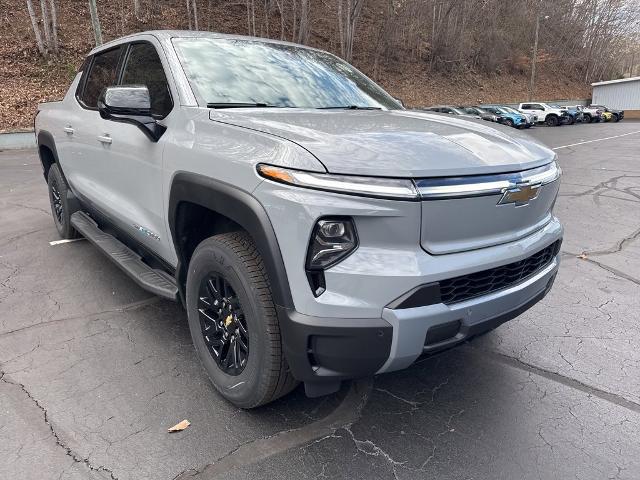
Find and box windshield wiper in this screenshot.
[317,105,382,110]
[206,102,278,109]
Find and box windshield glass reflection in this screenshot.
[172,37,400,110]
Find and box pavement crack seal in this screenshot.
[174,378,374,479]
[563,249,640,287]
[0,296,161,338]
[578,226,640,257]
[466,347,640,414]
[0,369,119,479]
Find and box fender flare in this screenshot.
[168,172,294,310]
[36,130,59,180]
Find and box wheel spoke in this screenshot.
[236,333,248,353]
[198,273,249,376]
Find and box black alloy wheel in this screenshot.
[198,273,249,376]
[50,179,64,224]
[47,163,79,239]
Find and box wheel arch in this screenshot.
[37,130,59,181]
[168,172,294,310]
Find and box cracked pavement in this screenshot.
[1,121,639,480]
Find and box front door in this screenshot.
[91,41,176,261]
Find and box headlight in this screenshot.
[306,218,358,271]
[256,164,418,200]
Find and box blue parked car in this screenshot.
[481,105,528,129]
[550,105,583,125]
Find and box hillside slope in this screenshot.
[0,0,591,131]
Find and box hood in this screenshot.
[209,109,555,177]
[502,112,525,121]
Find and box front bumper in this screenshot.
[278,244,560,384]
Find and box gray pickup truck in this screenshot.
[35,31,563,408]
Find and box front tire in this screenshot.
[504,118,514,128]
[47,163,79,239]
[186,231,298,408]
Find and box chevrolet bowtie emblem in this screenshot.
[498,183,541,206]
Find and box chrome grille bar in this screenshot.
[414,161,560,200]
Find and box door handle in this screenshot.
[97,134,112,144]
[63,126,74,134]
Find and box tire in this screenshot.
[186,231,298,408]
[545,115,559,127]
[566,116,575,125]
[504,118,514,128]
[583,113,591,123]
[47,163,79,239]
[613,114,620,122]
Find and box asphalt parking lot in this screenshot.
[1,121,640,480]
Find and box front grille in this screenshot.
[440,241,560,305]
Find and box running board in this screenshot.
[71,211,178,301]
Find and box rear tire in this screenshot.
[186,231,298,408]
[504,118,514,128]
[545,115,559,127]
[47,163,79,239]
[613,114,620,122]
[583,113,591,123]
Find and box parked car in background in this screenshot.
[575,105,602,123]
[482,105,528,128]
[551,105,583,125]
[601,111,614,122]
[422,105,472,116]
[459,106,502,123]
[500,106,537,126]
[590,104,624,122]
[518,103,569,127]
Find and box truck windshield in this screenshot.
[172,37,401,110]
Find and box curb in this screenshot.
[0,131,36,151]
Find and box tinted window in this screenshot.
[121,42,173,118]
[172,38,400,110]
[81,47,122,108]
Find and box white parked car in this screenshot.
[518,103,569,127]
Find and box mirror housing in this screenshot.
[98,86,165,142]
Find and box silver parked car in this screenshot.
[35,31,563,407]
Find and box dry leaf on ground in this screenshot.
[168,419,191,432]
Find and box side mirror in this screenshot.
[98,85,165,142]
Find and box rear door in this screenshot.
[61,46,124,200]
[90,40,176,261]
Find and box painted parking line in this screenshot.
[552,130,640,150]
[49,238,85,246]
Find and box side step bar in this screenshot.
[71,211,179,301]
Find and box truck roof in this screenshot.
[89,30,318,56]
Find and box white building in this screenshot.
[591,77,640,117]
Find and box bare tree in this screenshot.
[186,0,198,30]
[26,0,58,56]
[133,0,141,20]
[337,0,365,62]
[26,0,46,56]
[48,0,58,53]
[88,0,103,46]
[296,0,310,44]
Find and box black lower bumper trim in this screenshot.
[276,307,392,383]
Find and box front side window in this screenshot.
[121,42,173,118]
[172,37,401,110]
[80,47,122,108]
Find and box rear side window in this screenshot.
[121,42,173,118]
[80,47,122,108]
